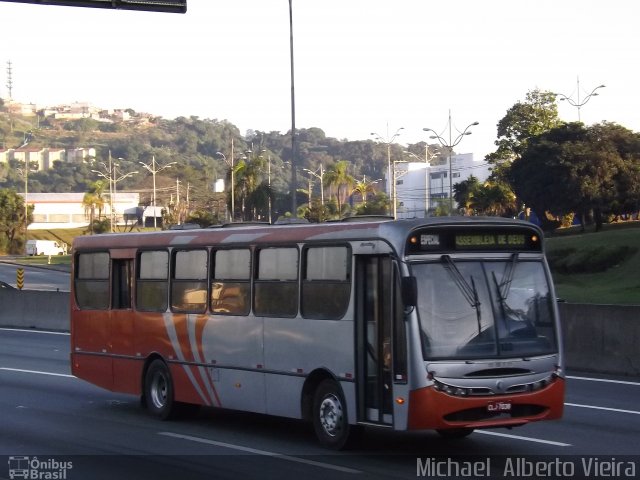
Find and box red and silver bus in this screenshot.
[70,216,564,448]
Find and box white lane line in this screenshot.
[0,327,69,336]
[475,430,571,447]
[159,432,362,474]
[0,367,75,378]
[567,375,640,386]
[565,402,640,416]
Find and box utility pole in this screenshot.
[6,60,13,99]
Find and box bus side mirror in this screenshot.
[401,276,417,307]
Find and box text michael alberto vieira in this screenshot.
[417,457,637,477]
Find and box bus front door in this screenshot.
[356,256,393,425]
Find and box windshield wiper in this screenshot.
[498,253,518,300]
[441,255,482,334]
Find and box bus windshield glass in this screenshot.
[412,258,557,360]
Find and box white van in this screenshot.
[25,240,67,256]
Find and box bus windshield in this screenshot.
[412,258,557,360]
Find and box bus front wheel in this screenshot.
[312,379,354,450]
[144,359,176,420]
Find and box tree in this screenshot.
[82,180,107,234]
[351,177,378,206]
[510,122,636,231]
[453,175,481,215]
[323,160,355,216]
[487,89,561,206]
[488,89,561,165]
[0,188,32,253]
[354,192,389,216]
[471,182,517,217]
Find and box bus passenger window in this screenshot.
[171,249,208,313]
[254,247,298,317]
[211,249,251,316]
[136,250,169,312]
[301,246,351,319]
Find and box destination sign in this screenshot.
[407,227,541,253]
[455,234,526,249]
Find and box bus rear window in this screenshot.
[75,252,110,310]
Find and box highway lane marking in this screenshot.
[158,431,362,474]
[0,327,69,336]
[475,430,571,446]
[567,375,640,386]
[0,367,75,378]
[565,402,640,416]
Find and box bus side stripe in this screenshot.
[163,312,210,406]
[188,314,220,407]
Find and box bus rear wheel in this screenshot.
[144,359,176,420]
[312,379,354,450]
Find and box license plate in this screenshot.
[487,401,512,413]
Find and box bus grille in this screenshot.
[443,404,547,422]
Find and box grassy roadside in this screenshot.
[546,222,640,305]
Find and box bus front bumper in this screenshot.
[407,377,565,431]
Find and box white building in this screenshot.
[394,153,491,218]
[20,192,140,230]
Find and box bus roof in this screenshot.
[72,216,543,253]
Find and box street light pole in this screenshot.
[424,110,478,215]
[302,164,324,206]
[553,76,605,122]
[18,131,33,254]
[289,0,298,217]
[371,126,404,218]
[92,160,138,232]
[404,148,436,217]
[139,155,176,230]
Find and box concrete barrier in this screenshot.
[559,303,640,377]
[0,290,69,331]
[0,291,638,376]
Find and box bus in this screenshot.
[70,216,564,449]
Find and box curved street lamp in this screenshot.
[139,156,177,230]
[424,111,478,214]
[553,77,605,122]
[371,126,404,218]
[302,165,324,207]
[92,160,138,231]
[403,148,437,217]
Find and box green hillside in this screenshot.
[546,223,640,305]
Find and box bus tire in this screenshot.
[436,427,474,439]
[312,379,353,450]
[144,359,176,420]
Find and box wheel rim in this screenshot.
[150,371,168,410]
[319,393,343,437]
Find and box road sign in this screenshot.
[16,268,24,290]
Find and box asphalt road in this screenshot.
[1,328,639,480]
[0,262,70,292]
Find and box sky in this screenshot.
[1,0,638,160]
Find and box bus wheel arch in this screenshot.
[301,368,337,422]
